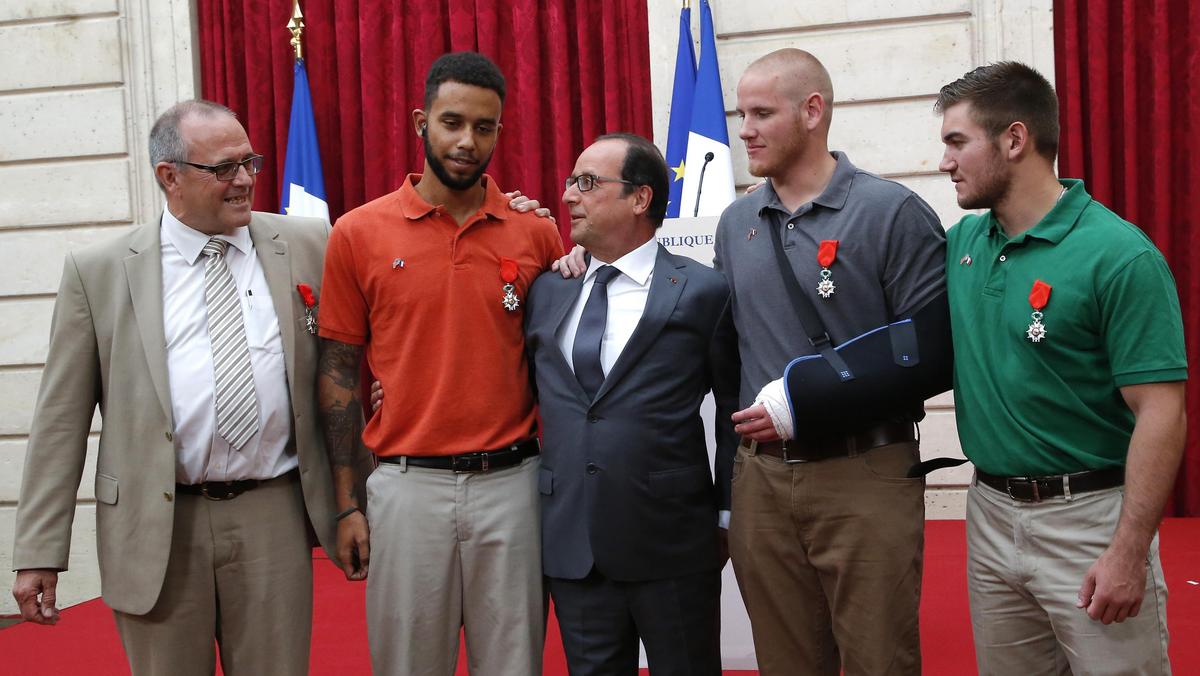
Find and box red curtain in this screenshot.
[1056,0,1200,515]
[196,0,652,241]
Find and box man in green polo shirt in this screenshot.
[938,62,1186,675]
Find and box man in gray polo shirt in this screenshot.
[717,49,946,675]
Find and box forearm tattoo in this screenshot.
[317,339,365,470]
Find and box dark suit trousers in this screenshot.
[548,568,722,676]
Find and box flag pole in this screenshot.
[287,1,305,61]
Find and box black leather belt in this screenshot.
[176,469,297,501]
[752,421,916,463]
[378,438,539,473]
[976,466,1125,502]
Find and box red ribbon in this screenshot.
[1029,279,1051,310]
[817,240,839,268]
[499,257,519,283]
[296,283,316,308]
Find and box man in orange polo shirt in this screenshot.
[316,52,563,675]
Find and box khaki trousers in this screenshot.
[112,471,313,676]
[728,439,925,676]
[365,455,544,676]
[967,480,1171,675]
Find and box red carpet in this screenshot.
[3,519,1198,675]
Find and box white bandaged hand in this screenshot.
[753,377,794,441]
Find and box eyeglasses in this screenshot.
[564,174,637,192]
[177,154,265,182]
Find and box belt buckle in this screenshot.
[780,443,808,465]
[452,453,485,473]
[1006,477,1040,503]
[201,482,238,501]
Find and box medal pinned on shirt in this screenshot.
[1026,279,1051,343]
[296,283,319,335]
[816,239,839,298]
[499,257,521,311]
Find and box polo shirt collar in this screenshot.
[397,173,510,223]
[586,235,657,287]
[161,204,252,265]
[985,178,1090,245]
[756,150,855,217]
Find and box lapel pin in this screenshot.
[747,228,757,241]
[392,258,405,269]
[670,277,678,285]
[959,254,972,266]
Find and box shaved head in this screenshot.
[745,49,834,128]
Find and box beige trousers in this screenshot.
[112,471,313,676]
[967,480,1171,675]
[365,456,544,676]
[729,439,925,676]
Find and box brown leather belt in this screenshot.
[176,469,297,501]
[752,421,916,463]
[377,438,539,473]
[976,466,1124,502]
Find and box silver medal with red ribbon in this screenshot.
[816,239,838,298]
[499,257,520,311]
[1026,279,1051,343]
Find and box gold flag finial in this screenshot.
[287,1,305,61]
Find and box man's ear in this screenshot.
[412,109,427,136]
[1004,121,1032,160]
[155,162,180,193]
[803,92,827,131]
[631,185,653,216]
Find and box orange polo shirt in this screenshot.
[319,174,564,456]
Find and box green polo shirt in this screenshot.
[946,179,1186,476]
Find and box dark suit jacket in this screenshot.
[11,212,338,615]
[525,244,739,582]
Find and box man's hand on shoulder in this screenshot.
[505,190,555,224]
[551,245,587,279]
[12,569,61,625]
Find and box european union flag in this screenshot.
[664,4,695,219]
[679,0,735,218]
[280,59,329,222]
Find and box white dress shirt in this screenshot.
[556,237,659,376]
[160,208,296,484]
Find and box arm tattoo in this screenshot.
[317,339,368,505]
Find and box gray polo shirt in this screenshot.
[713,151,946,412]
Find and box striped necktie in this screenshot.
[202,237,259,450]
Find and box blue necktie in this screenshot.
[572,265,621,399]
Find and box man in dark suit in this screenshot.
[524,133,740,675]
[10,100,337,675]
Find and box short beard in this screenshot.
[958,149,1011,210]
[423,129,491,191]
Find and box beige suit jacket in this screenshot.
[11,211,338,615]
